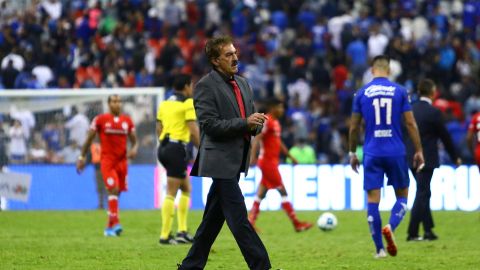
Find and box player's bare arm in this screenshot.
[156,120,163,142]
[348,113,362,173]
[76,129,97,174]
[281,142,297,165]
[127,131,138,159]
[403,111,425,171]
[250,133,262,166]
[187,120,200,148]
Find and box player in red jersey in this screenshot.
[76,95,138,236]
[466,112,480,171]
[249,98,313,232]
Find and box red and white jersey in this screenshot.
[468,112,480,146]
[90,113,135,162]
[258,114,281,164]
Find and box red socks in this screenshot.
[249,200,260,223]
[108,195,119,228]
[281,201,299,225]
[251,199,299,226]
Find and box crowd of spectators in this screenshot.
[0,102,158,164]
[0,0,479,165]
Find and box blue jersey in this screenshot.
[352,77,411,157]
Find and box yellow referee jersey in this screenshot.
[157,92,196,143]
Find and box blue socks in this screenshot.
[367,197,408,252]
[367,202,383,252]
[389,197,408,231]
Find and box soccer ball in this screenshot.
[317,212,337,231]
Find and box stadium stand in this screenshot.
[0,0,479,164]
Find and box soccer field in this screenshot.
[1,210,479,270]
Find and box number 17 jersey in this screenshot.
[352,77,411,157]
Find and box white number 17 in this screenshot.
[372,98,392,125]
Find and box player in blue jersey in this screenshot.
[348,55,424,258]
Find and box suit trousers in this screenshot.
[179,176,271,270]
[407,168,435,237]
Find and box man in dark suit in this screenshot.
[178,36,271,270]
[406,79,461,241]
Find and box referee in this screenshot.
[157,74,200,245]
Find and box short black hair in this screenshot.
[265,97,283,111]
[173,74,192,91]
[107,94,120,103]
[417,79,435,97]
[372,55,390,64]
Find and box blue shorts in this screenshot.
[363,154,409,191]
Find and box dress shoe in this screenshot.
[423,231,438,241]
[406,235,423,241]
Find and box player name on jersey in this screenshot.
[374,129,392,138]
[364,85,396,97]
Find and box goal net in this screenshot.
[0,87,177,210]
[0,88,164,166]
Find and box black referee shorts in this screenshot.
[157,142,188,178]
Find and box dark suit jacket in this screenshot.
[406,99,458,169]
[191,70,261,179]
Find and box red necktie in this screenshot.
[228,79,250,141]
[228,79,246,118]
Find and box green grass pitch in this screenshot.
[1,210,479,269]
